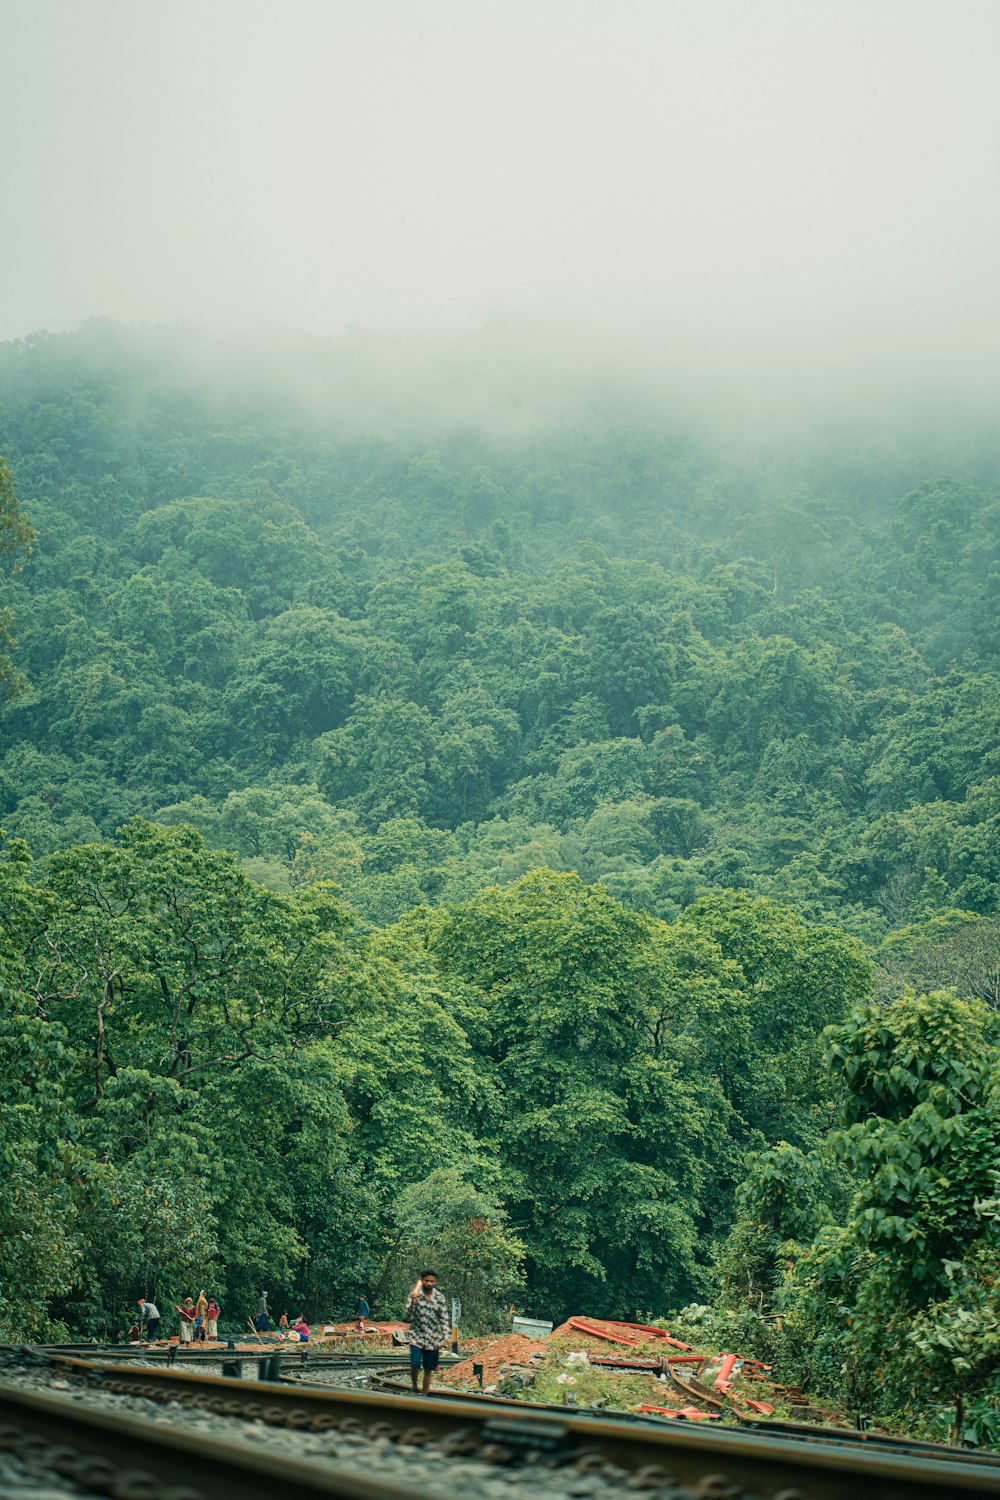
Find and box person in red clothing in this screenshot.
[175,1298,196,1343]
[206,1297,220,1339]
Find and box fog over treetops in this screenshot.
[5,0,1000,407]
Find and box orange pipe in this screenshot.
[615,1321,694,1351]
[637,1404,721,1420]
[567,1318,639,1347]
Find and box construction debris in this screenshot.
[441,1315,842,1429]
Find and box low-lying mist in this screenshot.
[5,317,999,490]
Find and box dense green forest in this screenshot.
[1,323,997,1441]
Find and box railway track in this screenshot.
[21,1342,429,1368]
[0,1350,996,1498]
[356,1368,1000,1473]
[7,1342,458,1388]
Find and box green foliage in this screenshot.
[4,326,1000,1414]
[0,988,80,1339]
[378,1167,525,1334]
[737,1142,834,1242]
[717,989,1000,1442]
[0,805,864,1333]
[877,909,1000,1009]
[427,871,792,1312]
[905,1243,1000,1429]
[716,1141,841,1307]
[825,990,999,1302]
[0,831,79,1339]
[685,889,872,1143]
[0,457,36,697]
[2,327,998,951]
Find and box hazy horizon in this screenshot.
[5,0,1000,400]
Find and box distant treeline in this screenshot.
[1,324,999,949]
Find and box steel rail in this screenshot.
[354,1369,694,1429]
[359,1368,1000,1468]
[0,1379,444,1500]
[329,1366,713,1424]
[10,1346,464,1384]
[359,1367,580,1411]
[18,1343,435,1367]
[738,1415,998,1461]
[42,1353,1000,1497]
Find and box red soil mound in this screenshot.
[439,1332,549,1387]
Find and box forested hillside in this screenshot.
[4,324,1000,939]
[1,323,998,1438]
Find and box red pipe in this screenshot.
[714,1352,739,1392]
[567,1318,695,1351]
[637,1404,721,1420]
[614,1321,694,1351]
[567,1318,639,1347]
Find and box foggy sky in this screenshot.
[4,0,1000,387]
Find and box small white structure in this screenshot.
[512,1316,553,1338]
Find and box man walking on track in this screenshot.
[405,1268,450,1395]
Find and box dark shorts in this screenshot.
[409,1344,440,1372]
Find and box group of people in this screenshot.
[177,1290,221,1342]
[129,1270,451,1391]
[248,1272,451,1391]
[253,1290,310,1341]
[131,1292,219,1343]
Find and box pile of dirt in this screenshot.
[319,1321,408,1336]
[455,1333,505,1354]
[312,1321,406,1347]
[439,1332,549,1387]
